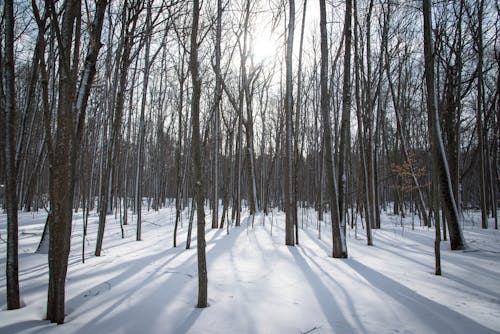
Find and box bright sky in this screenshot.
[249,0,339,66]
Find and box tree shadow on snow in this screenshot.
[288,247,369,334]
[344,259,499,334]
[0,320,49,334]
[67,224,246,334]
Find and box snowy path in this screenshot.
[1,208,499,333]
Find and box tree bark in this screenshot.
[353,0,372,246]
[319,0,347,258]
[338,0,352,244]
[174,51,187,246]
[212,0,223,228]
[285,0,296,246]
[475,0,488,229]
[423,0,465,251]
[190,0,208,308]
[4,0,21,310]
[136,0,153,241]
[293,0,308,244]
[35,0,108,323]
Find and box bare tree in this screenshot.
[294,0,308,244]
[474,0,488,229]
[4,0,21,310]
[190,0,208,308]
[212,0,223,229]
[33,0,108,323]
[284,0,296,246]
[173,16,189,246]
[353,0,372,246]
[96,0,144,255]
[423,0,465,251]
[338,0,353,245]
[319,0,347,258]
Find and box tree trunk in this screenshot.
[34,0,108,323]
[284,0,296,246]
[186,197,195,249]
[190,0,208,308]
[475,0,488,229]
[136,0,153,242]
[423,0,465,251]
[212,0,223,228]
[294,0,308,244]
[240,0,259,216]
[354,0,372,246]
[4,0,21,310]
[319,0,347,258]
[174,53,187,246]
[45,0,81,322]
[338,0,352,244]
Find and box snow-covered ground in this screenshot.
[1,206,499,333]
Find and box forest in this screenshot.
[1,0,499,332]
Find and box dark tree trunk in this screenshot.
[212,0,223,229]
[354,0,372,246]
[4,0,21,310]
[190,0,208,308]
[475,0,488,229]
[423,0,465,251]
[285,0,296,246]
[319,0,347,258]
[35,0,108,323]
[135,0,153,242]
[293,0,308,244]
[174,54,187,246]
[338,0,352,243]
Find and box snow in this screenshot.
[1,207,500,333]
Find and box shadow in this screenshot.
[68,247,199,334]
[302,228,331,256]
[173,308,203,333]
[441,251,500,282]
[373,230,500,301]
[372,238,434,271]
[68,220,246,334]
[287,247,367,334]
[0,320,50,334]
[345,259,499,334]
[443,271,500,301]
[206,227,225,245]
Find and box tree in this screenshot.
[284,0,296,246]
[474,0,488,229]
[136,0,154,241]
[212,0,223,229]
[338,0,352,244]
[319,0,347,258]
[33,0,108,323]
[294,0,308,244]
[4,0,21,310]
[173,17,189,246]
[241,0,259,216]
[353,0,372,246]
[390,152,428,230]
[96,0,143,255]
[423,0,465,251]
[190,0,208,308]
[382,26,430,229]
